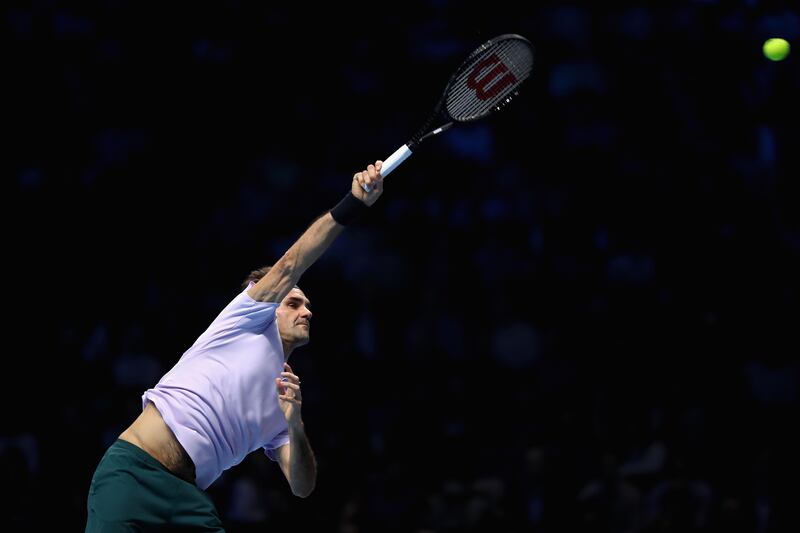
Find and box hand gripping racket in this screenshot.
[363,34,534,191]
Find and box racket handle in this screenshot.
[361,144,413,192]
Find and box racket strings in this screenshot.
[467,40,533,114]
[447,40,522,105]
[446,39,533,121]
[448,40,531,118]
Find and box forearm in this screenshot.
[285,161,383,281]
[248,211,344,303]
[287,420,317,497]
[249,161,382,303]
[284,212,345,284]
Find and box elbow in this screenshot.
[290,476,316,498]
[292,484,315,498]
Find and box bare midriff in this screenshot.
[119,401,197,484]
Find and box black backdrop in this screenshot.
[5,1,800,531]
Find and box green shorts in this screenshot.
[86,439,224,532]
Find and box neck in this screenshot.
[282,341,295,361]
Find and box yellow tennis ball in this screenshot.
[763,38,790,61]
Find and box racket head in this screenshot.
[443,34,534,123]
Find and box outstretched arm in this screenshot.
[247,161,383,303]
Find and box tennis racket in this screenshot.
[363,33,534,191]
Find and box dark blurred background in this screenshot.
[4,0,800,531]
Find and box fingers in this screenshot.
[283,364,301,381]
[360,168,377,190]
[275,378,300,391]
[353,161,384,192]
[277,394,301,404]
[367,163,383,187]
[354,171,366,191]
[374,161,383,192]
[276,365,302,401]
[354,171,373,193]
[281,364,300,384]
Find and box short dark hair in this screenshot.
[241,266,271,290]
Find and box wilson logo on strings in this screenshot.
[467,54,518,101]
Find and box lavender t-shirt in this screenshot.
[142,282,290,489]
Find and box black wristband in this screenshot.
[330,192,368,226]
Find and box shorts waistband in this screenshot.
[109,438,173,473]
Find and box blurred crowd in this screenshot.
[4,1,799,531]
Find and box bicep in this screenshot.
[249,212,344,303]
[247,254,296,303]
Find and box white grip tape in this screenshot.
[361,144,413,192]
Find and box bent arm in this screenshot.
[275,423,317,497]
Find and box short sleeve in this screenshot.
[190,283,278,351]
[263,428,290,462]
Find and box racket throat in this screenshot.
[417,122,454,144]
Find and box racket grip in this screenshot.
[361,144,413,192]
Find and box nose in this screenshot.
[301,307,312,320]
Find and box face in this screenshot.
[275,287,313,349]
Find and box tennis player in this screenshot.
[85,161,384,531]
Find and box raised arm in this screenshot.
[247,161,384,303]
